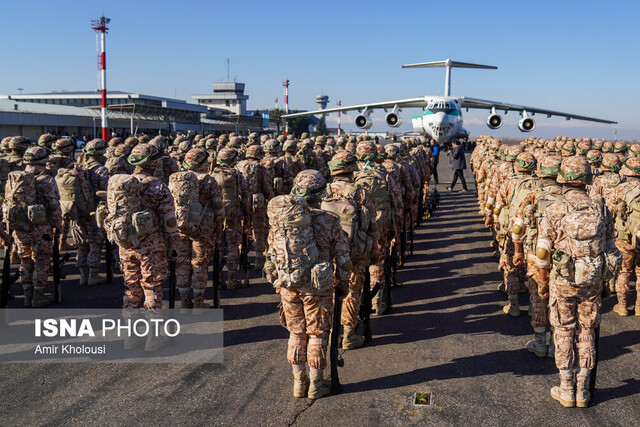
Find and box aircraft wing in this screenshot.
[281,97,427,119]
[458,97,617,124]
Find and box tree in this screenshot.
[315,118,328,136]
[286,110,310,138]
[269,108,285,135]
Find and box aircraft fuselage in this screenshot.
[411,96,464,143]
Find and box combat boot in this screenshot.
[179,288,193,314]
[145,331,168,352]
[124,315,146,350]
[22,284,34,308]
[255,256,264,271]
[635,299,640,317]
[613,294,629,316]
[526,327,547,357]
[371,290,387,316]
[550,369,575,408]
[59,238,74,251]
[31,286,54,308]
[342,325,365,349]
[79,267,89,286]
[226,272,239,290]
[193,288,210,313]
[292,364,309,398]
[10,249,19,265]
[547,326,555,358]
[503,295,520,317]
[575,368,591,408]
[308,368,331,399]
[497,281,506,292]
[88,268,107,286]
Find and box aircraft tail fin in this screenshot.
[401,59,497,96]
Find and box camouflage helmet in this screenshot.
[385,143,400,158]
[577,140,592,155]
[614,141,628,153]
[514,152,537,172]
[23,146,49,165]
[260,134,269,144]
[328,150,358,175]
[326,137,335,147]
[490,140,501,151]
[336,137,347,147]
[291,169,326,201]
[218,134,228,143]
[586,150,603,165]
[276,135,285,143]
[620,157,640,177]
[538,155,562,178]
[263,139,280,153]
[194,134,204,143]
[228,137,242,149]
[355,141,378,162]
[545,140,557,152]
[178,140,191,153]
[376,144,386,160]
[182,148,209,171]
[286,134,295,141]
[347,136,357,144]
[601,153,622,173]
[283,140,297,153]
[300,132,309,139]
[124,137,139,147]
[601,141,614,153]
[557,156,592,185]
[113,144,129,158]
[246,144,265,159]
[173,135,185,146]
[108,137,123,147]
[9,136,30,150]
[128,143,161,166]
[592,140,603,150]
[52,138,74,152]
[196,138,207,149]
[505,145,523,162]
[561,141,576,157]
[205,138,218,150]
[0,140,9,152]
[83,139,107,156]
[216,147,238,166]
[629,143,640,158]
[315,135,326,146]
[37,133,56,148]
[137,135,151,144]
[149,137,166,151]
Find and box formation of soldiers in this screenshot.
[471,134,640,408]
[0,131,435,398]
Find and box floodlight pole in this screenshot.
[91,16,110,140]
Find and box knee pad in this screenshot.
[287,332,308,365]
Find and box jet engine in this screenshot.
[486,114,503,129]
[355,109,373,129]
[518,117,535,132]
[385,112,402,127]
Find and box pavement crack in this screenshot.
[289,399,316,426]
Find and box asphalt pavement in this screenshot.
[1,155,639,426]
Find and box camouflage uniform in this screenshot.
[5,147,62,307]
[172,148,224,310]
[537,157,619,408]
[236,145,274,268]
[46,138,75,177]
[261,139,295,196]
[267,170,350,399]
[105,144,134,175]
[279,141,305,192]
[210,148,249,288]
[120,144,179,320]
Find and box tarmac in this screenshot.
[1,154,639,426]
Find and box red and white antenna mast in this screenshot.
[337,100,342,136]
[91,16,110,140]
[283,80,289,135]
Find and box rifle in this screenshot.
[389,246,399,288]
[212,245,221,308]
[360,269,379,343]
[409,216,415,257]
[168,250,177,309]
[1,234,12,309]
[53,231,62,304]
[240,227,251,287]
[330,287,344,393]
[383,255,394,310]
[588,324,600,403]
[417,189,424,227]
[400,220,407,267]
[105,239,113,284]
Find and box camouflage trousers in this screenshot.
[14,226,53,288]
[120,232,168,318]
[525,252,548,329]
[71,218,104,268]
[499,237,526,295]
[251,207,268,256]
[279,287,333,370]
[615,238,640,295]
[224,216,242,274]
[175,234,213,290]
[370,226,390,291]
[342,260,367,327]
[549,276,602,371]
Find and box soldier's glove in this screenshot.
[538,281,549,299]
[513,251,524,267]
[484,216,493,229]
[263,258,276,285]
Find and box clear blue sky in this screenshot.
[1,0,638,139]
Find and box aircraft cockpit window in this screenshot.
[428,101,454,114]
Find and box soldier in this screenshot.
[262,139,294,196]
[72,139,110,286]
[37,133,56,154]
[381,144,406,256]
[493,152,542,316]
[4,147,62,307]
[589,153,623,213]
[149,138,179,184]
[326,151,378,348]
[606,157,640,316]
[170,148,224,311]
[103,143,179,351]
[280,140,305,190]
[204,138,218,169]
[266,170,351,399]
[47,138,76,251]
[105,144,134,176]
[106,137,123,159]
[586,150,603,177]
[512,155,563,357]
[537,156,620,408]
[210,148,250,289]
[7,136,29,171]
[236,145,274,270]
